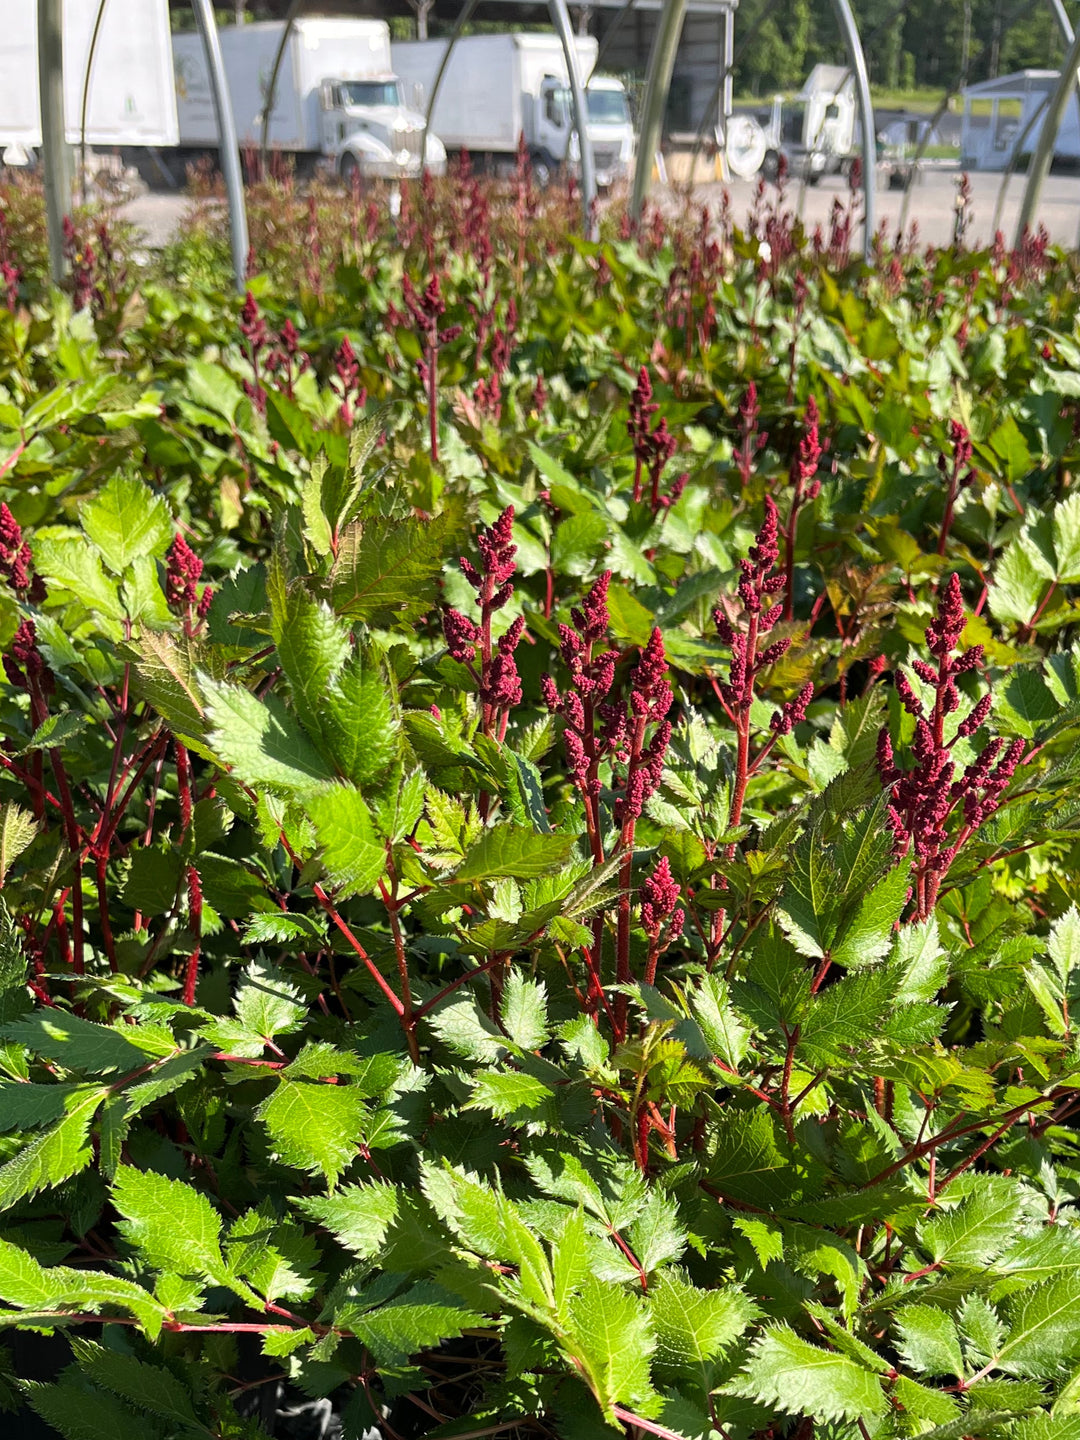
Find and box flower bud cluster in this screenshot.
[627,367,679,510]
[877,573,1025,917]
[3,618,48,692]
[714,497,807,734]
[238,291,310,413]
[165,535,213,621]
[442,508,525,737]
[0,206,18,311]
[541,573,672,828]
[541,572,619,794]
[332,335,367,427]
[0,506,45,603]
[791,395,822,500]
[403,273,462,352]
[640,854,685,943]
[735,382,768,488]
[615,630,673,825]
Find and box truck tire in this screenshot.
[531,150,556,189]
[339,152,360,187]
[761,149,780,183]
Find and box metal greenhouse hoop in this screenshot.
[260,0,597,239]
[629,0,876,260]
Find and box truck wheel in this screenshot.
[339,153,360,188]
[531,151,555,189]
[761,149,780,183]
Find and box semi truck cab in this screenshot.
[540,74,635,187]
[580,76,635,188]
[318,76,445,180]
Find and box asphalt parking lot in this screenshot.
[118,164,1080,254]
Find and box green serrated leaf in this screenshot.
[80,475,173,573]
[733,1325,887,1423]
[456,826,574,882]
[233,957,307,1041]
[256,1079,369,1185]
[307,783,387,894]
[501,971,550,1051]
[203,676,335,793]
[294,1182,400,1258]
[565,1276,657,1421]
[112,1166,228,1282]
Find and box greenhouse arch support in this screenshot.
[630,0,875,258]
[262,0,597,239]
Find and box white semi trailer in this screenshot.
[172,17,445,182]
[0,0,177,156]
[391,33,635,188]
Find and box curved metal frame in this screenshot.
[1016,22,1080,244]
[829,0,876,260]
[992,89,1050,236]
[259,0,304,181]
[192,0,250,293]
[549,0,598,237]
[424,0,480,136]
[39,0,70,282]
[79,0,109,206]
[631,0,875,257]
[630,0,688,218]
[261,0,596,238]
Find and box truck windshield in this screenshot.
[340,81,402,108]
[586,89,629,124]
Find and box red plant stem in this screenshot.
[782,487,803,623]
[779,1025,800,1143]
[0,752,60,816]
[642,936,662,988]
[94,852,119,973]
[611,1405,691,1440]
[313,882,405,1016]
[937,471,960,556]
[182,865,202,1005]
[413,950,510,1020]
[46,747,84,975]
[609,1227,648,1289]
[19,1313,296,1335]
[861,1095,1053,1190]
[176,741,194,833]
[94,731,169,858]
[728,608,760,838]
[428,341,439,462]
[379,868,420,1064]
[1020,580,1058,642]
[614,708,649,1041]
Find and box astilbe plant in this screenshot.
[5,165,1080,1440]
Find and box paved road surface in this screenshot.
[118,166,1080,255]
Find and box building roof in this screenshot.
[961,69,1060,98]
